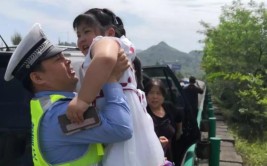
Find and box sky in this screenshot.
[0,0,266,53]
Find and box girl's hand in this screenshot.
[66,96,90,123]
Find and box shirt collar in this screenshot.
[34,91,76,98]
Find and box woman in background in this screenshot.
[144,78,183,162]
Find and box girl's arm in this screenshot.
[67,38,123,123]
[79,38,120,103]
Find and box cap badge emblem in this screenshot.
[26,64,31,69]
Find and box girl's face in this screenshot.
[146,85,165,109]
[76,22,101,55]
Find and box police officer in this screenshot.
[4,23,132,166]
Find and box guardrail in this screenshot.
[182,88,221,166]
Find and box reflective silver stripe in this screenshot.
[22,40,52,69]
[38,96,52,112]
[27,40,52,66]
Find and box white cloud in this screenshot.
[1,0,266,52]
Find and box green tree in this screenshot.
[11,32,22,45]
[200,0,267,138]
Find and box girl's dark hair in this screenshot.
[144,78,167,97]
[73,8,126,37]
[133,57,144,90]
[73,13,105,35]
[87,8,125,37]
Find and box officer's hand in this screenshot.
[159,136,169,148]
[108,49,130,82]
[66,96,90,123]
[196,81,200,87]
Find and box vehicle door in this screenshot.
[0,52,33,166]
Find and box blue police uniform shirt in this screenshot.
[35,83,132,164]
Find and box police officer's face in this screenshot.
[31,53,78,91]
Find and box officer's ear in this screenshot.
[29,72,45,85]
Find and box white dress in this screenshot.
[79,36,165,166]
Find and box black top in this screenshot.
[147,102,183,139]
[183,84,203,112]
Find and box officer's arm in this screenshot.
[55,83,132,143]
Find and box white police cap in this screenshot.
[4,23,65,82]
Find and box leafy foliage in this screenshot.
[201,0,267,139]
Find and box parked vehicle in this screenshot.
[0,44,199,166]
[0,45,81,166]
[0,49,33,166]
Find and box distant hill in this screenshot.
[135,49,143,54]
[137,41,204,78]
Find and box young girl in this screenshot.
[67,8,165,166]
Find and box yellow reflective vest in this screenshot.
[30,94,104,166]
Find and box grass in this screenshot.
[212,98,267,166]
[230,129,267,166]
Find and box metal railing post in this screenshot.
[209,137,221,166]
[209,117,216,138]
[208,107,215,117]
[208,101,212,109]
